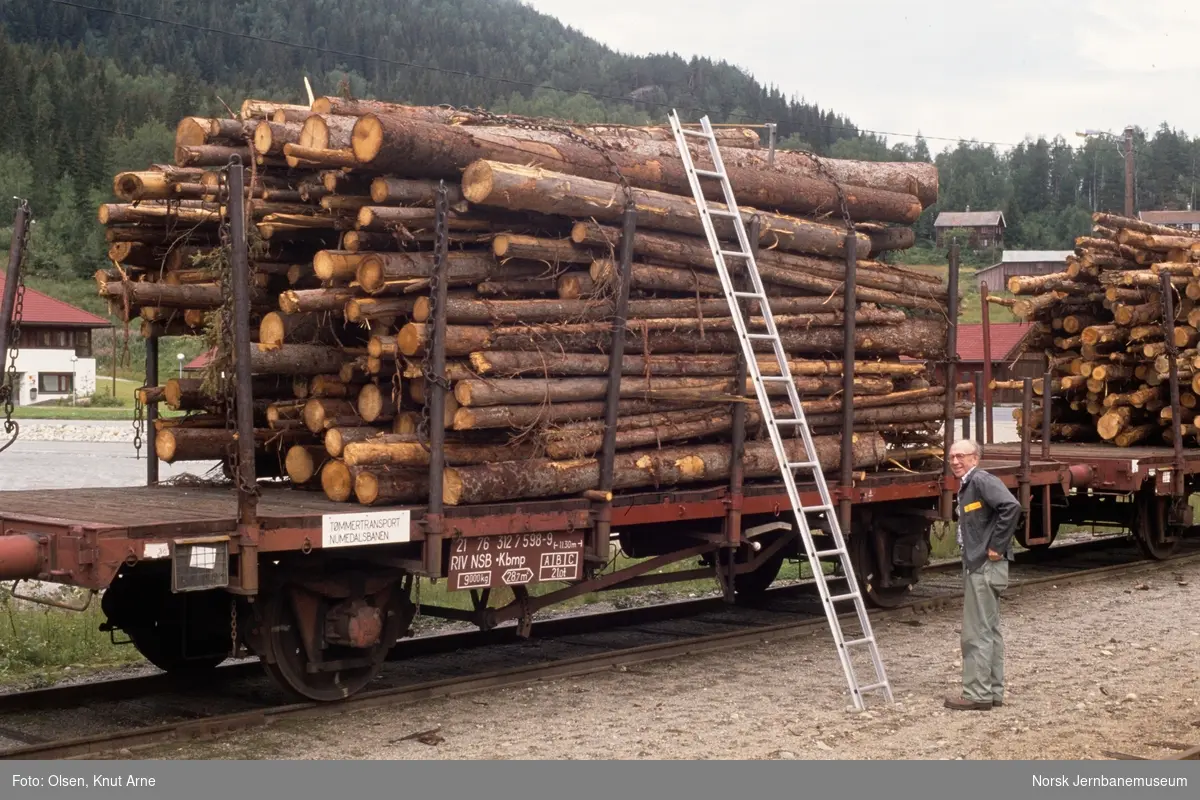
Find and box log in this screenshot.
[480,277,562,296]
[325,426,389,458]
[176,144,253,168]
[313,250,367,281]
[575,224,947,311]
[250,345,348,376]
[469,351,926,378]
[356,383,398,424]
[411,295,884,325]
[463,160,871,258]
[492,235,594,265]
[155,427,303,463]
[164,378,208,411]
[321,460,354,503]
[285,445,328,484]
[253,121,303,156]
[556,273,597,300]
[279,287,360,314]
[303,398,361,434]
[591,259,724,295]
[258,311,343,349]
[344,296,418,323]
[352,114,923,223]
[452,374,894,407]
[355,251,503,294]
[353,468,432,506]
[282,144,357,169]
[343,437,542,467]
[1093,212,1200,240]
[299,113,357,151]
[369,177,467,207]
[398,317,948,359]
[101,281,230,310]
[442,432,889,505]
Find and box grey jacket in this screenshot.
[956,468,1021,572]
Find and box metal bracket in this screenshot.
[8,580,96,612]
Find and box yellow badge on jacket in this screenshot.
[963,501,983,512]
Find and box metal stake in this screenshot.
[1160,272,1185,498]
[839,230,858,536]
[941,241,960,520]
[0,203,29,363]
[228,159,259,594]
[424,183,452,578]
[145,335,159,486]
[980,281,994,444]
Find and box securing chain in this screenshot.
[229,595,239,658]
[416,182,453,452]
[132,390,144,458]
[215,164,242,487]
[458,107,634,205]
[1,199,31,454]
[807,151,855,232]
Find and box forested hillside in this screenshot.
[2,0,1200,288]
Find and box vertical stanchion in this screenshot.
[1019,378,1033,544]
[588,204,637,567]
[980,282,994,444]
[723,216,759,602]
[227,158,259,594]
[0,203,28,361]
[940,241,960,520]
[424,183,452,578]
[145,336,159,485]
[974,372,985,446]
[1160,272,1185,499]
[839,230,858,536]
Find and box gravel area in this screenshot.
[148,557,1200,761]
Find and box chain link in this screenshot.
[229,595,239,658]
[132,390,144,458]
[417,182,453,452]
[800,150,854,232]
[1,199,31,454]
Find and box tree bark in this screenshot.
[369,177,467,207]
[468,350,925,378]
[253,121,303,156]
[258,311,344,349]
[344,296,419,323]
[352,114,923,222]
[492,235,594,264]
[279,287,360,313]
[452,375,893,407]
[556,272,597,299]
[299,114,357,151]
[463,160,873,257]
[155,427,304,463]
[355,251,504,293]
[324,426,389,458]
[343,437,542,467]
[411,295,880,324]
[479,277,563,296]
[398,317,947,359]
[453,398,694,430]
[591,259,725,295]
[313,250,367,282]
[249,344,349,376]
[574,223,947,311]
[442,432,889,505]
[352,467,432,506]
[304,398,361,434]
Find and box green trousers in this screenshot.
[961,559,1008,703]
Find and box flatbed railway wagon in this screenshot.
[0,118,1192,702]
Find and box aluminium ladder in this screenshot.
[667,111,893,710]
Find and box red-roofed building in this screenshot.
[0,277,111,405]
[955,322,1046,403]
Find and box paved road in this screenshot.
[0,440,219,490]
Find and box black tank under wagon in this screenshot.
[0,193,1196,702]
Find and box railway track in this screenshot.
[0,534,1194,760]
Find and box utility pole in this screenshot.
[1123,126,1135,218]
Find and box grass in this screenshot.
[0,589,143,687]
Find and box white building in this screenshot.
[0,277,111,405]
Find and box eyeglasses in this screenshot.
[949,454,976,461]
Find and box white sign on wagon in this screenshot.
[321,510,412,548]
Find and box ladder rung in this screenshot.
[732,290,764,299]
[787,460,818,470]
[774,418,805,426]
[828,591,860,603]
[694,168,724,179]
[719,249,749,259]
[680,128,710,138]
[707,208,739,218]
[760,375,792,382]
[842,636,875,648]
[802,504,834,513]
[745,333,776,340]
[857,682,889,692]
[814,548,844,558]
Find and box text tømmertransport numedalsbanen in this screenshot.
[320,510,411,548]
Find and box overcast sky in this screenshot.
[521,0,1197,153]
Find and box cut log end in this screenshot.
[351,114,385,164]
[321,460,353,502]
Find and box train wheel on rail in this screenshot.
[258,579,411,702]
[1134,491,1180,560]
[100,568,230,675]
[848,508,930,609]
[1017,504,1059,552]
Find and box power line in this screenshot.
[47,0,1019,148]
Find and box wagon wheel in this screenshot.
[1017,505,1058,552]
[1134,492,1180,561]
[850,529,908,609]
[125,627,227,675]
[101,572,228,675]
[259,584,402,702]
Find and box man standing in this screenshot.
[944,439,1020,711]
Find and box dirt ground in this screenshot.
[155,558,1200,761]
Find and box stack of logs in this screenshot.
[999,212,1200,446]
[102,96,957,507]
